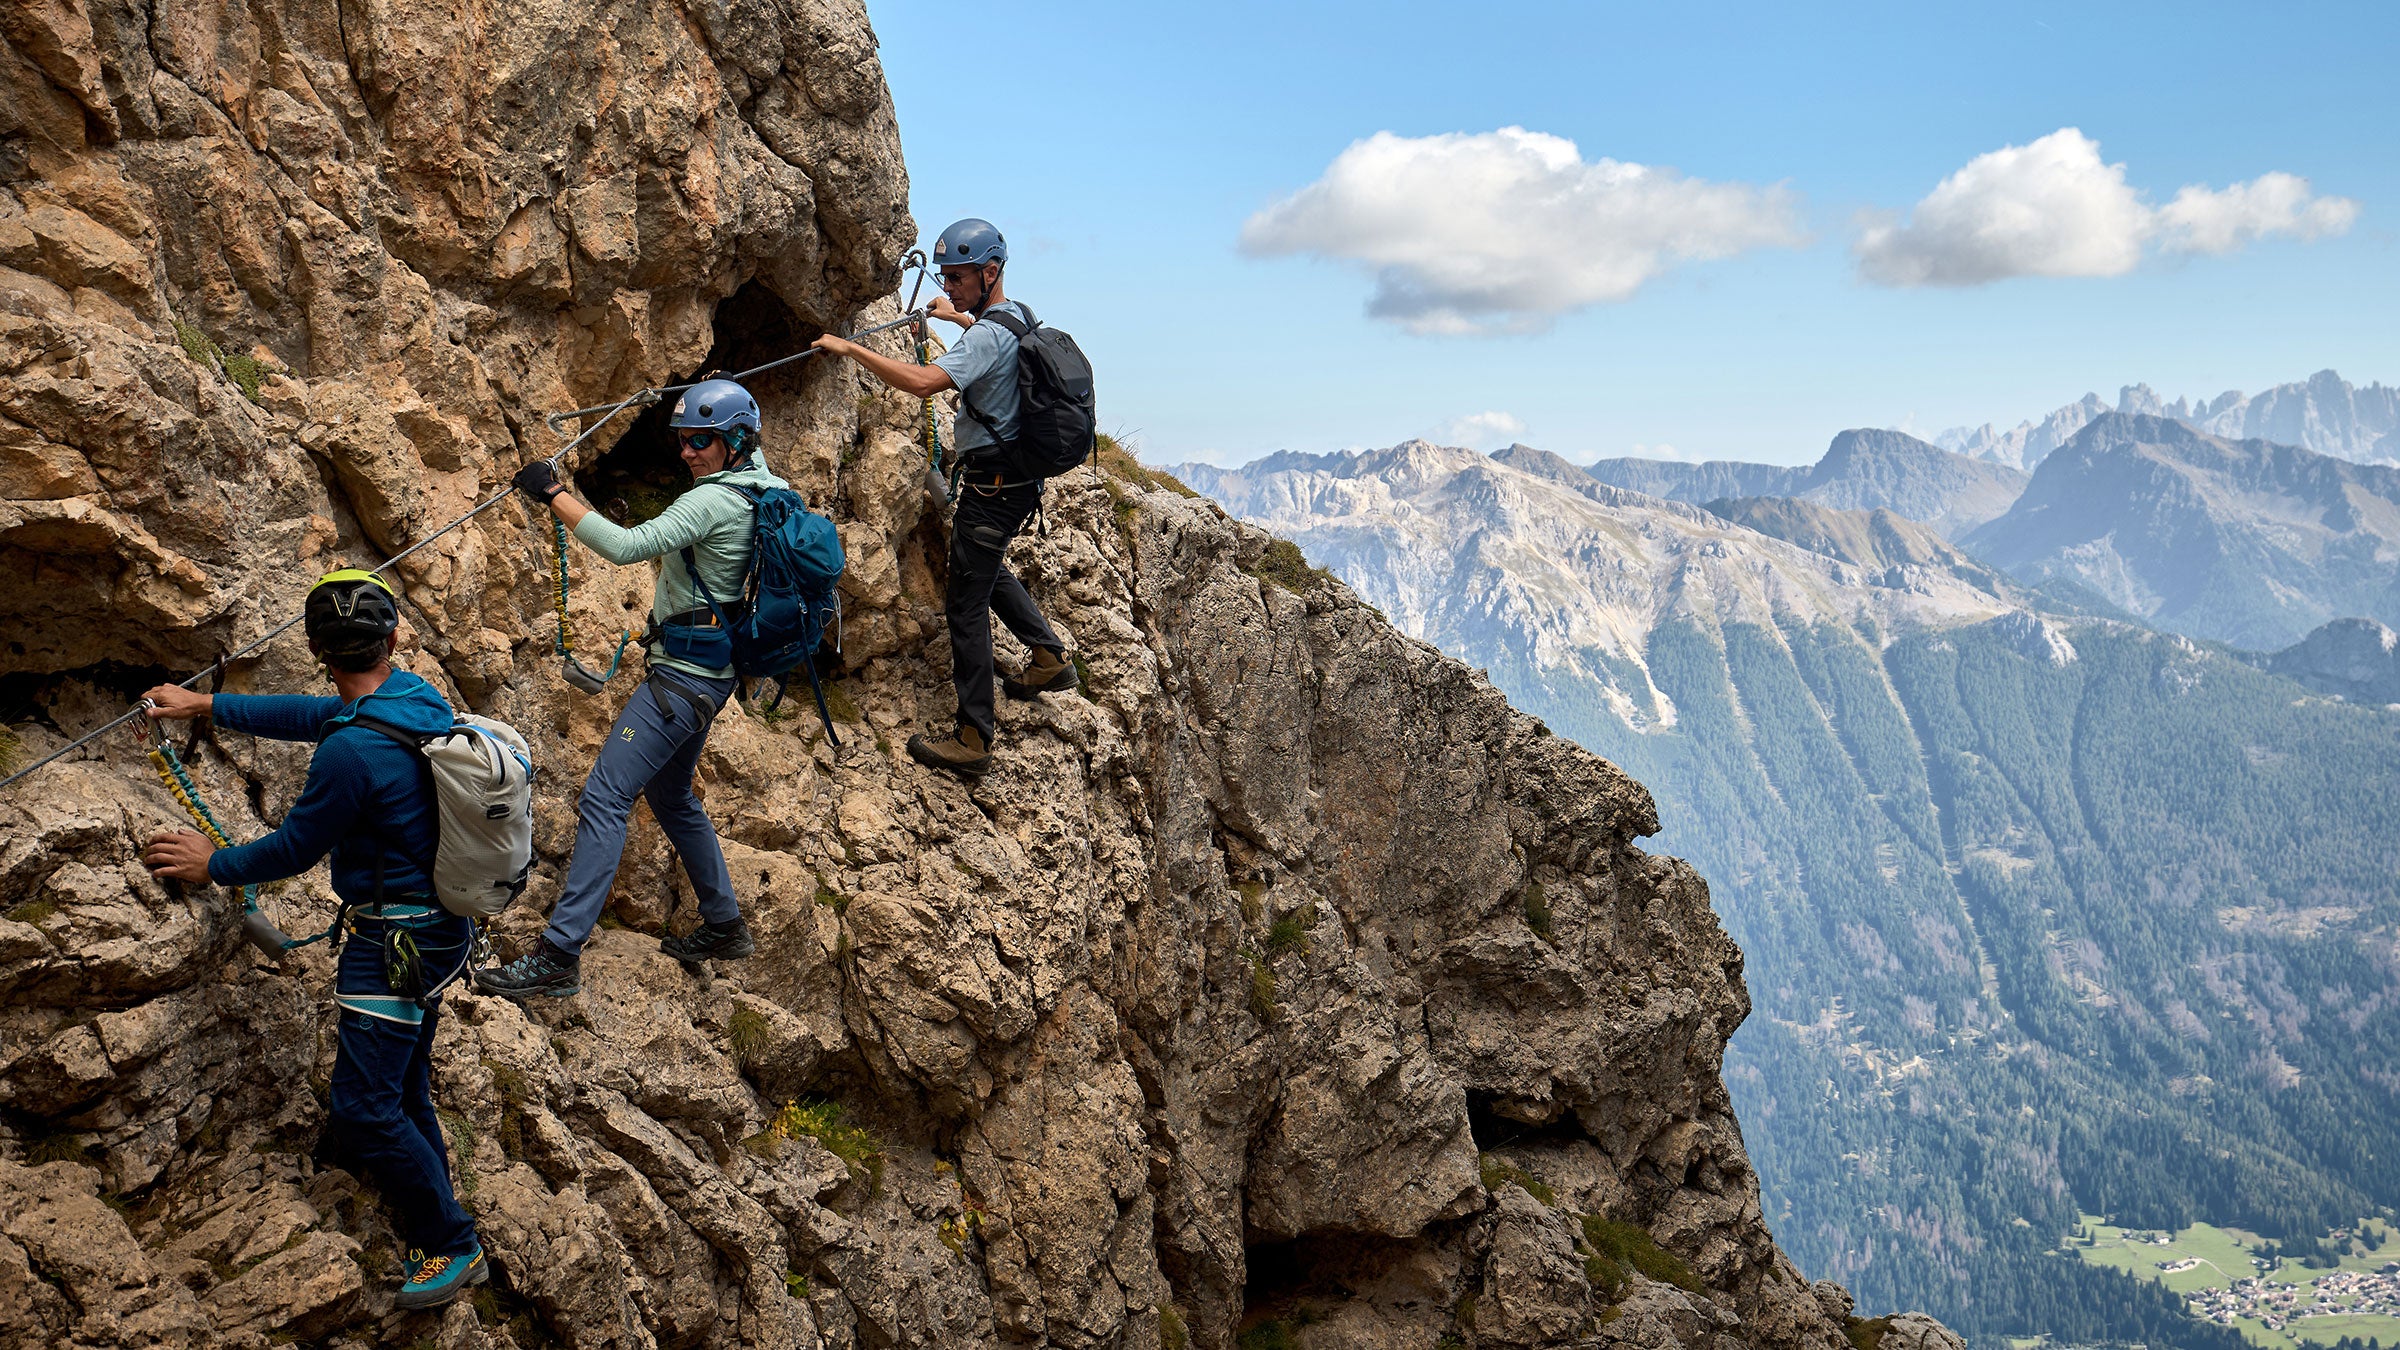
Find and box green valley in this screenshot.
[2067,1216,2400,1350]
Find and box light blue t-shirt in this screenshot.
[933,301,1027,458]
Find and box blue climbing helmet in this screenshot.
[932,218,1007,269]
[669,378,761,467]
[669,378,761,433]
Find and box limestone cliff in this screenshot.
[0,5,1947,1349]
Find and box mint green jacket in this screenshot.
[571,455,789,680]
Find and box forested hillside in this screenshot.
[1187,445,2400,1350]
[1563,618,2400,1343]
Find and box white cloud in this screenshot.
[1434,411,1527,448]
[1241,128,1806,335]
[2156,172,2360,254]
[1855,128,2359,287]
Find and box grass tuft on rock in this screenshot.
[1247,955,1277,1020]
[1235,881,1267,925]
[1580,1215,1702,1298]
[26,1131,94,1166]
[813,877,850,914]
[1480,1154,1558,1206]
[727,1005,771,1063]
[773,1099,885,1192]
[1524,878,1553,942]
[822,681,863,725]
[1159,1304,1189,1350]
[1246,538,1333,596]
[1263,903,1317,958]
[1097,432,1202,499]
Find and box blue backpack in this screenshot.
[682,484,847,742]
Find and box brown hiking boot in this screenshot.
[907,724,992,777]
[1002,647,1080,700]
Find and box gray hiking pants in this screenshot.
[545,670,738,954]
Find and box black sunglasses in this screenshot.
[678,430,724,451]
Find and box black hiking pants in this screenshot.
[947,476,1061,742]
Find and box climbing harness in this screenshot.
[0,307,927,797]
[901,250,953,506]
[553,515,631,695]
[138,704,322,958]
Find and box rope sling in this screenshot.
[141,716,327,955]
[553,514,631,695]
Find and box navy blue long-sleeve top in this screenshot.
[204,670,455,905]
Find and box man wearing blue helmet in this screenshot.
[482,379,782,997]
[813,217,1079,777]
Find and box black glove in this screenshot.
[512,461,563,502]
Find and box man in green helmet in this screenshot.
[140,570,489,1311]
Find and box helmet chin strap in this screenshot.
[967,263,999,317]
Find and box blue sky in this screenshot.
[875,2,2397,467]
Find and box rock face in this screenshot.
[0,5,1916,1350]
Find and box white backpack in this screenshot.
[346,713,535,918]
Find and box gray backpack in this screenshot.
[348,714,535,919]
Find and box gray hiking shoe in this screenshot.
[662,918,755,963]
[1002,647,1080,700]
[474,937,580,1000]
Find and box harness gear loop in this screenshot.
[554,515,631,694]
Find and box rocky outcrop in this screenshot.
[0,4,1931,1350]
[2266,617,2400,703]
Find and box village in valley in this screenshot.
[2062,1216,2400,1350]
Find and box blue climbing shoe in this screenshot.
[394,1240,487,1310]
[474,937,580,1000]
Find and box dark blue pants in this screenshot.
[948,479,1062,742]
[325,914,477,1259]
[546,671,738,955]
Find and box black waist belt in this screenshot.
[655,608,722,629]
[958,461,1029,490]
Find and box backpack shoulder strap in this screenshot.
[338,713,428,750]
[318,714,441,885]
[977,306,1032,338]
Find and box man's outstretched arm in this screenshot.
[814,330,955,399]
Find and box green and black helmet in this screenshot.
[304,568,399,663]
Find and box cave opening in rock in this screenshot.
[1466,1089,1589,1153]
[573,280,823,527]
[0,662,185,729]
[1240,1230,1460,1341]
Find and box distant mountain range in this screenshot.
[1175,440,2400,1350]
[1580,428,2029,536]
[1962,413,2400,650]
[1935,369,2400,468]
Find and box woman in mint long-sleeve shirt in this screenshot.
[478,380,779,999]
